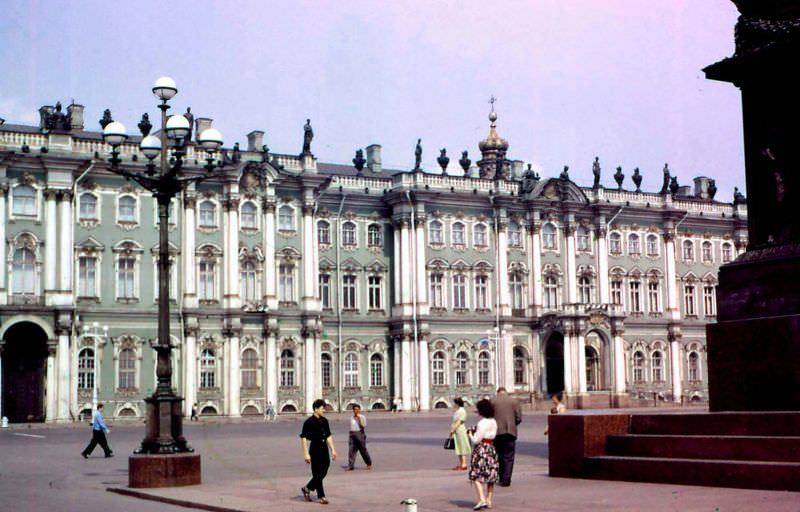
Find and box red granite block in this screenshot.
[129,453,201,488]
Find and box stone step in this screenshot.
[584,455,800,492]
[607,434,800,462]
[629,412,800,436]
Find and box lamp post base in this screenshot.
[136,393,191,454]
[129,453,201,488]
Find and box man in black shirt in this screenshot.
[300,399,337,504]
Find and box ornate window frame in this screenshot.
[75,237,105,302]
[239,246,264,306]
[542,222,558,252]
[78,190,101,228]
[473,222,489,250]
[317,219,331,247]
[240,336,262,391]
[116,192,140,230]
[112,333,143,394]
[197,198,220,232]
[431,347,448,386]
[9,175,41,221]
[451,221,466,248]
[239,199,259,232]
[113,240,143,303]
[646,233,660,258]
[8,232,42,301]
[428,219,444,246]
[278,204,297,234]
[367,223,383,249]
[608,231,623,256]
[196,243,223,304]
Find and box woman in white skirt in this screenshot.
[467,399,499,510]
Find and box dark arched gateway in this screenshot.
[544,332,565,396]
[2,322,49,422]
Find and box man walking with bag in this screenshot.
[81,403,113,459]
[492,387,521,486]
[346,404,372,470]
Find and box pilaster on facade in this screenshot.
[55,317,72,421]
[43,188,59,305]
[528,220,543,316]
[417,334,430,411]
[182,319,199,417]
[563,214,578,305]
[223,194,241,310]
[668,325,683,403]
[57,190,74,305]
[45,339,58,422]
[0,182,6,303]
[595,219,610,304]
[414,212,428,316]
[662,225,680,321]
[264,322,278,411]
[224,317,242,417]
[495,209,510,316]
[262,195,277,309]
[182,192,198,309]
[302,316,322,413]
[301,194,320,311]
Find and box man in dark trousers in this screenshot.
[81,403,113,458]
[300,399,337,505]
[346,404,372,470]
[492,387,522,486]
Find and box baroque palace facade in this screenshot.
[0,103,747,422]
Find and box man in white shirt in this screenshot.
[346,405,372,470]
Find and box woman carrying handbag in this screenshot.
[449,397,470,470]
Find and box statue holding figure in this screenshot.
[302,119,314,155]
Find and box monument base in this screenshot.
[129,453,201,488]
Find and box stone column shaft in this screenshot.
[401,337,412,410]
[613,332,626,394]
[415,222,427,312]
[57,333,71,420]
[670,339,682,403]
[225,200,241,309]
[565,230,577,304]
[58,193,73,295]
[304,335,316,413]
[497,225,510,314]
[264,202,277,308]
[183,196,197,308]
[0,189,7,302]
[400,223,412,306]
[596,231,609,304]
[664,235,679,319]
[531,228,542,313]
[562,334,574,394]
[45,191,58,296]
[46,348,57,421]
[393,228,401,306]
[266,333,277,408]
[228,334,240,417]
[576,334,587,393]
[418,338,430,411]
[183,331,197,417]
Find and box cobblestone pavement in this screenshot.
[1,409,798,511]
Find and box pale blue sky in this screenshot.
[0,1,743,199]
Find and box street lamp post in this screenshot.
[82,321,108,413]
[102,76,223,460]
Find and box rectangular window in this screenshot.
[432,355,445,385]
[453,274,467,309]
[343,275,357,309]
[629,281,642,313]
[611,280,623,306]
[319,274,331,309]
[577,230,590,251]
[474,227,487,247]
[78,256,97,297]
[684,284,696,316]
[240,263,257,302]
[609,235,621,255]
[117,258,136,299]
[703,285,716,316]
[647,236,659,256]
[430,274,444,308]
[722,244,733,263]
[648,282,660,313]
[475,275,488,310]
[510,275,524,310]
[199,261,215,300]
[368,276,382,310]
[279,264,294,302]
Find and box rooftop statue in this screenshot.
[632,167,642,192]
[459,150,471,176]
[660,163,671,194]
[437,148,450,173]
[45,101,71,131]
[414,138,422,170]
[560,165,570,180]
[302,119,314,155]
[614,166,624,190]
[592,156,601,188]
[521,164,540,194]
[353,148,366,175]
[138,113,152,136]
[99,109,113,129]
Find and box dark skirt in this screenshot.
[468,442,499,483]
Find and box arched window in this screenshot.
[241,348,258,388]
[578,276,592,304]
[474,224,487,247]
[78,348,95,390]
[12,185,36,216]
[320,353,332,388]
[118,195,137,223]
[118,348,136,389]
[586,346,600,391]
[543,276,558,309]
[702,241,713,263]
[628,233,641,255]
[344,352,359,388]
[12,248,36,295]
[79,193,98,220]
[513,347,526,385]
[200,349,216,388]
[429,220,443,244]
[646,234,659,257]
[240,261,257,302]
[508,221,521,248]
[432,351,446,386]
[369,354,384,387]
[478,351,491,385]
[342,221,357,246]
[542,223,557,250]
[317,220,330,245]
[651,351,664,382]
[280,349,295,387]
[683,240,695,261]
[577,226,591,252]
[367,224,382,247]
[278,205,294,231]
[688,351,700,382]
[509,273,524,310]
[241,201,257,229]
[632,351,645,383]
[609,232,622,255]
[455,351,469,386]
[452,222,465,245]
[199,200,216,227]
[722,243,733,263]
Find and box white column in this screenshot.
[393,226,401,307]
[400,220,412,307]
[44,190,58,299]
[565,225,577,304]
[497,221,510,314]
[183,329,197,417]
[183,195,197,308]
[264,200,277,309]
[46,344,57,422]
[576,333,587,393]
[228,333,240,417]
[304,334,316,413]
[56,332,71,420]
[612,329,626,394]
[225,198,241,309]
[418,337,430,411]
[503,331,515,390]
[302,204,317,309]
[0,187,7,303]
[531,225,542,314]
[596,227,609,304]
[266,332,277,408]
[401,336,412,410]
[670,336,683,403]
[58,192,73,299]
[415,218,427,314]
[393,337,401,405]
[664,232,679,320]
[562,334,574,394]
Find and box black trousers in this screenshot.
[306,444,330,499]
[348,431,372,468]
[82,430,112,457]
[494,433,516,485]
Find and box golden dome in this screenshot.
[479,109,509,153]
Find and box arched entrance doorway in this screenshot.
[585,346,600,391]
[544,332,564,395]
[585,330,611,391]
[2,322,49,422]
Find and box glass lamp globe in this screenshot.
[165,114,190,139]
[139,134,161,159]
[152,76,177,101]
[198,128,223,152]
[102,121,127,147]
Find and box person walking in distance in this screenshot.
[491,387,522,487]
[190,403,199,421]
[301,399,337,505]
[265,401,276,422]
[346,404,372,470]
[81,404,113,458]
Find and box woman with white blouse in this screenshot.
[467,399,500,510]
